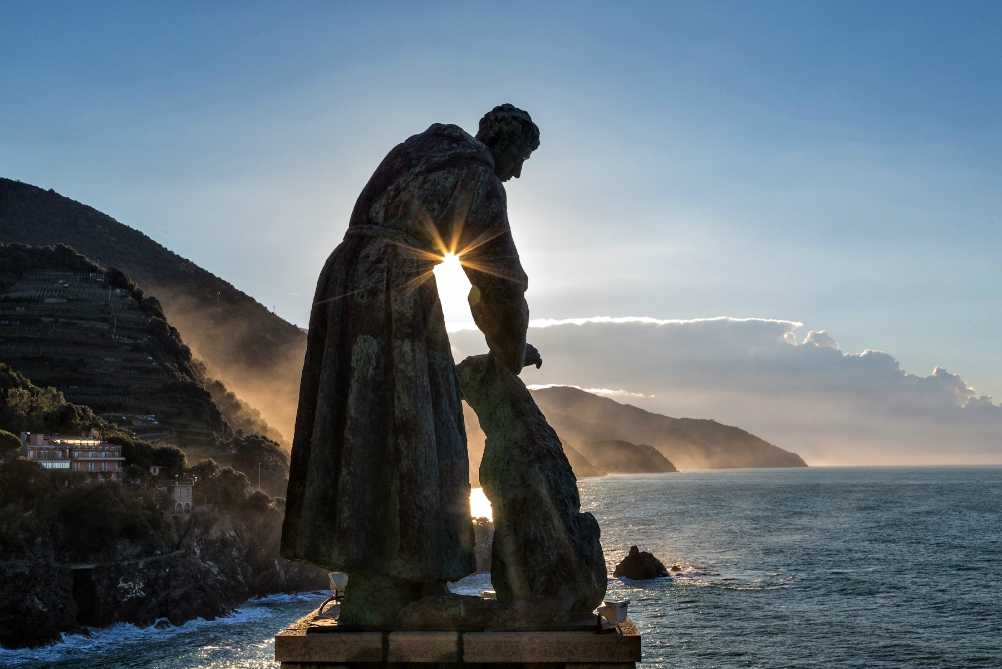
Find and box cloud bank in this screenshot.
[448,317,1002,466]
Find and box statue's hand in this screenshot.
[524,343,542,369]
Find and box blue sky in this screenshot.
[3,1,1001,402]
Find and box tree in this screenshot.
[189,458,220,479]
[243,489,273,514]
[231,434,288,478]
[0,363,102,435]
[0,429,21,461]
[151,445,186,477]
[193,465,250,511]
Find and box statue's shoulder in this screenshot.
[402,123,494,169]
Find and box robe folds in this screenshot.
[281,124,530,583]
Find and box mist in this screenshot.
[158,293,305,443]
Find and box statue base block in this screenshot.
[275,608,642,668]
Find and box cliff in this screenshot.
[0,457,327,650]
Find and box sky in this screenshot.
[3,2,1002,462]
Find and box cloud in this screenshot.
[526,383,654,399]
[803,330,839,350]
[448,317,1002,466]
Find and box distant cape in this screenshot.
[532,386,807,470]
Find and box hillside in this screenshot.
[0,244,226,445]
[0,244,289,452]
[0,178,306,438]
[574,439,677,474]
[532,386,807,469]
[463,397,665,483]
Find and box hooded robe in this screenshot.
[281,124,529,584]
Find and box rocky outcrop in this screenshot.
[457,353,606,615]
[0,507,328,649]
[613,546,670,580]
[0,562,77,649]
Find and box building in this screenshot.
[20,433,125,480]
[172,479,194,513]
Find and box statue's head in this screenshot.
[476,104,540,182]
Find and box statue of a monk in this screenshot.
[282,104,540,625]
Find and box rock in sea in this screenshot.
[613,546,671,580]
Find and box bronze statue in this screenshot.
[282,105,540,625]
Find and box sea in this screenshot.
[3,467,1000,669]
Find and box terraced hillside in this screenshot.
[0,178,306,437]
[0,245,226,446]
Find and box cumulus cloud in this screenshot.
[448,317,1002,465]
[803,330,840,350]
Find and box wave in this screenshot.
[0,591,327,666]
[449,572,493,597]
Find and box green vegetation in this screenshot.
[188,458,283,513]
[0,362,103,435]
[0,457,175,561]
[0,241,99,274]
[0,430,21,460]
[104,433,188,478]
[229,434,288,492]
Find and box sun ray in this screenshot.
[394,268,437,298]
[455,225,510,257]
[457,257,524,282]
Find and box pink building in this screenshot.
[21,433,125,480]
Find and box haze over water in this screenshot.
[4,467,999,669]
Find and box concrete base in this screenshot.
[275,608,642,668]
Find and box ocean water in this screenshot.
[3,467,1000,668]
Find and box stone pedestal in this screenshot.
[275,608,642,668]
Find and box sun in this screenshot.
[470,487,493,521]
[433,252,473,322]
[438,252,463,273]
